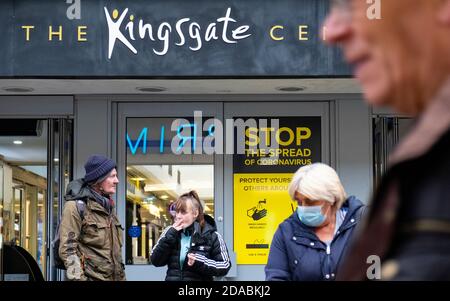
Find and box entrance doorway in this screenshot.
[116,101,329,280]
[116,102,222,280]
[0,119,73,281]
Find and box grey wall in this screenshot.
[0,96,73,117]
[74,99,112,179]
[335,99,373,204]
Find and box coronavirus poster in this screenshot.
[233,117,321,264]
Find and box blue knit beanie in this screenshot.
[84,154,117,183]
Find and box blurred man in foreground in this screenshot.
[324,0,450,280]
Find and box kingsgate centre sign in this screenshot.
[103,7,251,58]
[0,0,350,77]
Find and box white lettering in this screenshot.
[125,19,135,41]
[138,20,155,41]
[232,25,251,40]
[154,22,172,56]
[217,7,237,44]
[175,18,190,46]
[205,23,218,42]
[189,22,202,51]
[104,7,252,59]
[104,7,137,59]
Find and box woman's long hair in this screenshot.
[174,190,205,228]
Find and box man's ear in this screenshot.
[438,0,450,25]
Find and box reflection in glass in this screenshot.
[125,165,214,265]
[126,117,215,265]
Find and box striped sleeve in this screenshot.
[190,231,231,277]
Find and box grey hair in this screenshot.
[288,163,347,208]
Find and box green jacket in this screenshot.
[59,179,126,281]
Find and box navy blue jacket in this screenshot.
[265,196,365,281]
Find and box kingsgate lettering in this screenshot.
[104,6,252,59]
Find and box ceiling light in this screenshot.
[144,183,178,192]
[54,158,59,162]
[160,195,169,200]
[2,86,34,93]
[136,86,167,93]
[276,86,306,92]
[13,140,23,145]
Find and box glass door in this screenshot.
[0,118,73,281]
[47,119,73,281]
[116,102,223,280]
[0,119,48,281]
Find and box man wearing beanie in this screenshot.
[58,154,126,281]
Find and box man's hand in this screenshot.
[187,253,196,266]
[66,254,84,281]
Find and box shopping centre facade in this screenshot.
[0,0,409,280]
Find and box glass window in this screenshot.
[0,118,73,280]
[0,119,48,277]
[126,118,214,265]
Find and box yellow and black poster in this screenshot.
[233,117,321,264]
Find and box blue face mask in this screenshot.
[297,205,326,227]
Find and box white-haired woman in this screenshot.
[265,163,366,281]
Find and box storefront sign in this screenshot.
[0,0,349,77]
[233,117,321,264]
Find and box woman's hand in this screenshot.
[173,218,184,231]
[187,253,196,266]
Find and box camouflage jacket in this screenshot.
[59,181,125,281]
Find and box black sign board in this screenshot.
[0,0,350,77]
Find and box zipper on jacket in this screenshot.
[178,238,184,281]
[325,244,332,280]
